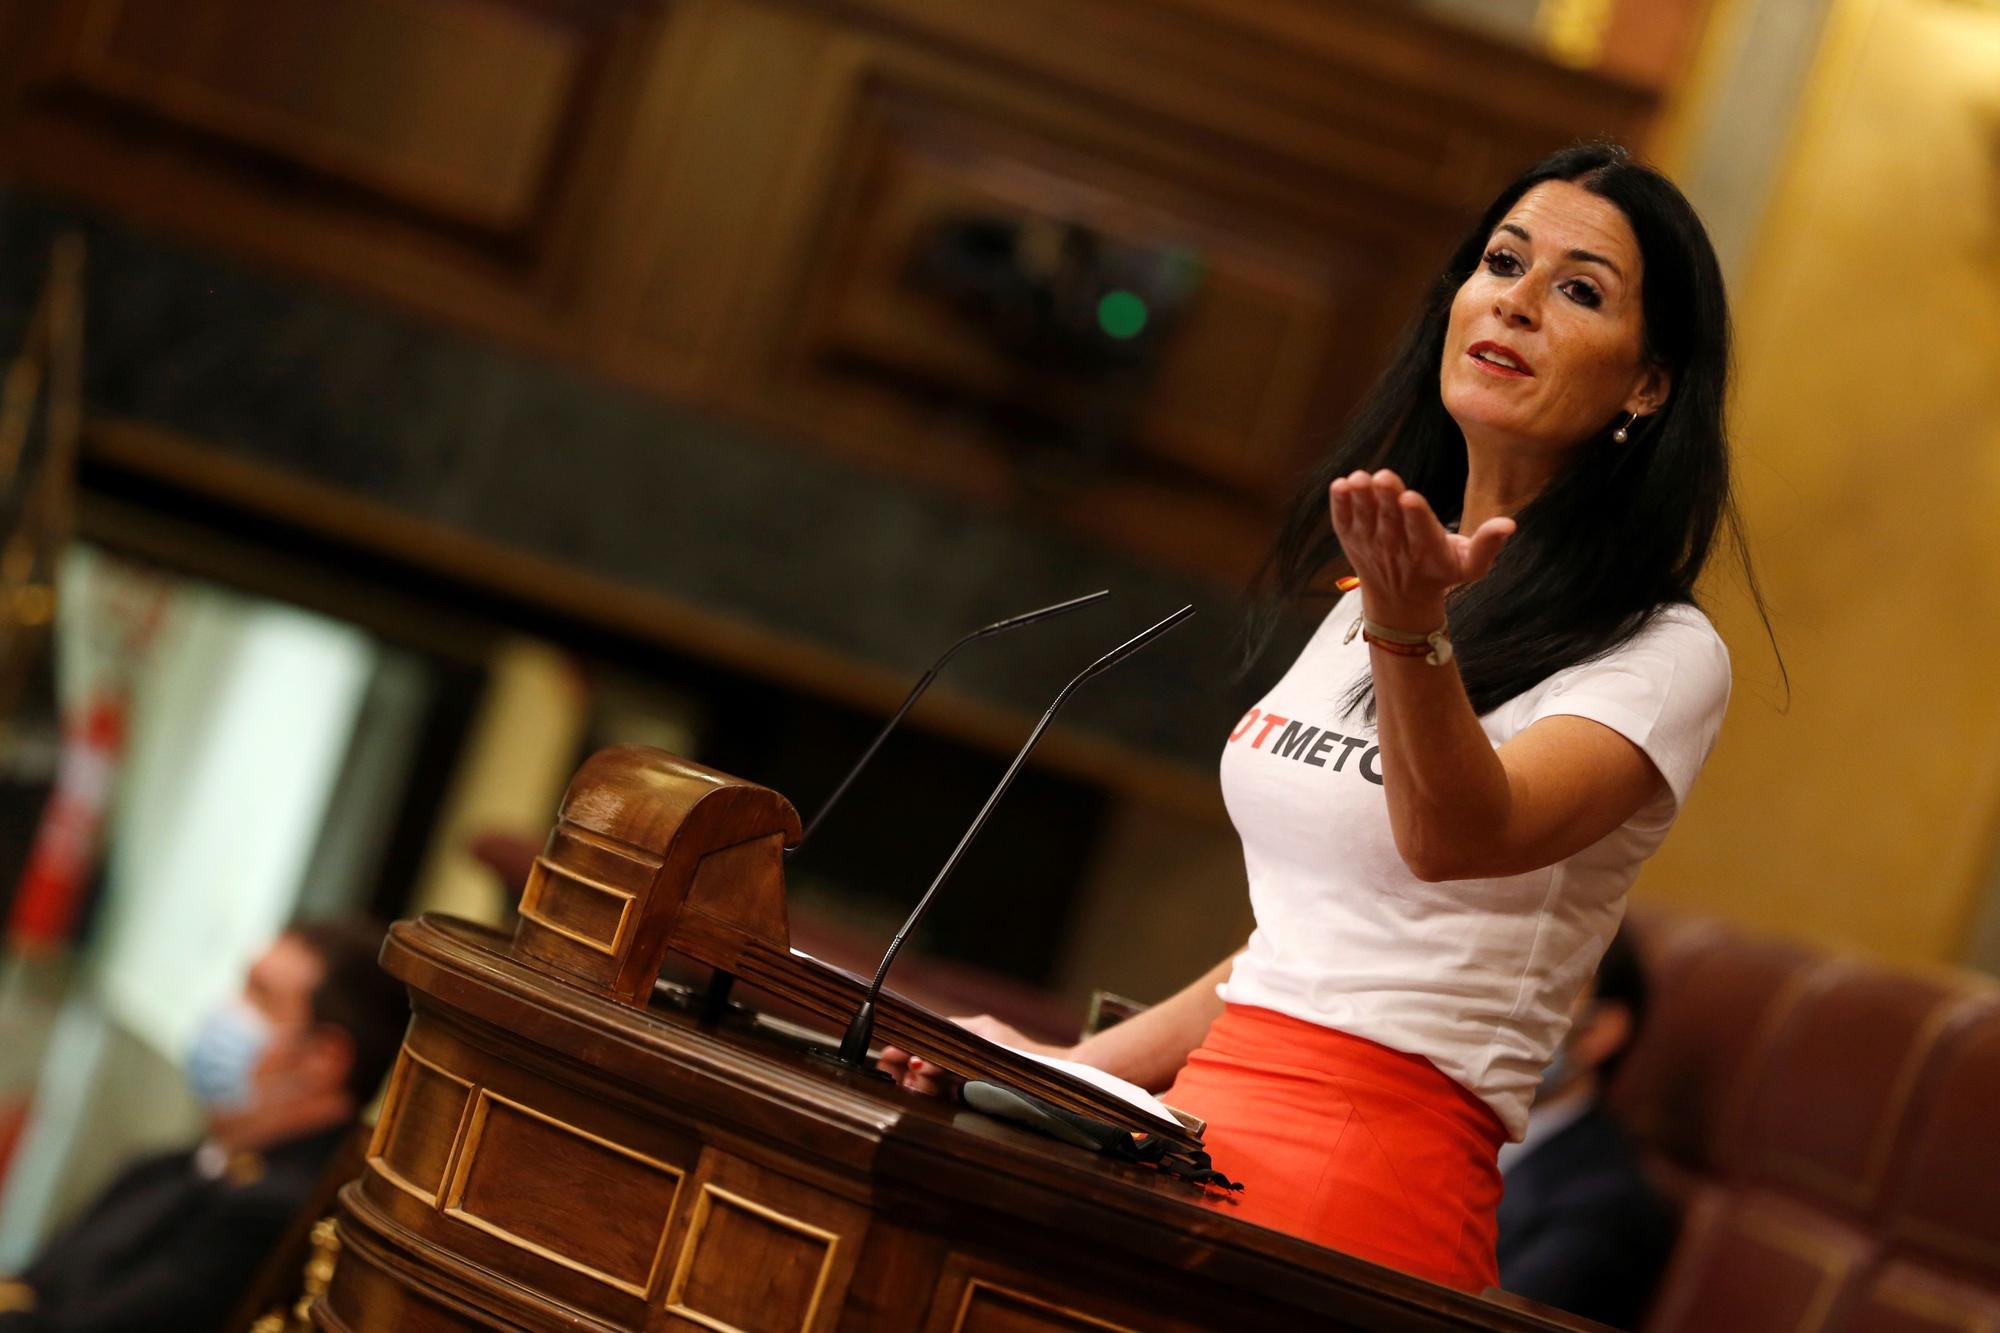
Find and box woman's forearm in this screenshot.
[1328,473,1522,882]
[1066,951,1239,1093]
[1332,474,1665,882]
[1363,592,1514,881]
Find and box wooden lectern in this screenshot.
[314,746,1604,1332]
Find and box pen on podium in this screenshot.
[834,603,1197,1069]
[788,589,1111,854]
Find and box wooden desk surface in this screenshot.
[316,915,1609,1333]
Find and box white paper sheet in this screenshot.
[1004,1045,1185,1132]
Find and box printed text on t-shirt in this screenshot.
[1227,709,1383,785]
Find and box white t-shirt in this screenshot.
[1216,591,1730,1140]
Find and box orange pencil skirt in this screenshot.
[1161,1004,1506,1292]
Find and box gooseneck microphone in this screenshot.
[699,591,1109,1023]
[834,604,1197,1067]
[789,590,1110,854]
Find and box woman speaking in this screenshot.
[888,142,1766,1294]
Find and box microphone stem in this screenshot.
[794,666,939,852]
[791,589,1109,854]
[836,604,1194,1067]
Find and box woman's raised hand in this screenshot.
[875,1014,1070,1097]
[1329,470,1514,625]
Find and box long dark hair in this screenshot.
[1246,142,1777,717]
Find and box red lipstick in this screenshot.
[1467,340,1534,377]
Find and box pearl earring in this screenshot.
[1613,412,1637,444]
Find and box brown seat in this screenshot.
[1608,919,1816,1202]
[1610,908,2000,1333]
[1838,1258,2000,1333]
[1839,997,2000,1331]
[1646,1185,1874,1333]
[1735,963,1977,1216]
[1640,961,1980,1333]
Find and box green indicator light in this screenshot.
[1096,289,1149,340]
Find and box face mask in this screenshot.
[184,1000,273,1108]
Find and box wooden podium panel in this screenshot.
[313,747,1607,1331]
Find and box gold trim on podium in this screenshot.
[664,1184,842,1333]
[518,854,639,958]
[367,1048,476,1208]
[441,1088,688,1300]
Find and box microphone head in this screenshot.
[1078,604,1196,681]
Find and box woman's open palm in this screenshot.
[1329,469,1514,616]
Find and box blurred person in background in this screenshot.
[0,919,406,1331]
[1495,928,1674,1328]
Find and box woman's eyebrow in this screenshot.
[1493,222,1625,280]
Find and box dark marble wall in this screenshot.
[0,185,1270,772]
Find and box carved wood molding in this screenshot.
[2,0,1663,659]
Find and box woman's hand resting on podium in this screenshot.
[876,1015,1070,1096]
[877,948,1243,1098]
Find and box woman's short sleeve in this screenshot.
[1515,606,1732,810]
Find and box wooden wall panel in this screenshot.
[782,77,1367,498]
[0,0,665,345]
[579,0,1650,577]
[55,0,593,234]
[590,0,844,390]
[0,0,1656,585]
[846,0,1648,201]
[1639,0,2000,965]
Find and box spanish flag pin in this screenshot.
[1335,575,1361,592]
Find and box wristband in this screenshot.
[1344,614,1454,667]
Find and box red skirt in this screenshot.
[1162,1004,1506,1292]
